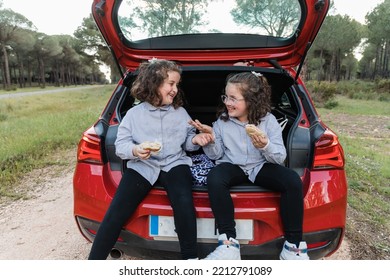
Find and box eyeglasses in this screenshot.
[221,95,245,104]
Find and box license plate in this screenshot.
[149,215,253,242]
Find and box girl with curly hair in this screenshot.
[190,72,309,260]
[88,59,212,260]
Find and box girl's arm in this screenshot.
[115,112,139,160]
[202,121,224,160]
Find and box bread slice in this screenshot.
[245,124,266,137]
[140,141,162,154]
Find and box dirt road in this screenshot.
[0,148,351,260]
[0,85,103,100]
[0,151,91,260]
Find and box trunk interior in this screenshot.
[103,66,313,191]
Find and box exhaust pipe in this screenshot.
[110,248,123,259]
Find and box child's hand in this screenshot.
[192,133,214,146]
[133,145,151,160]
[250,134,268,149]
[189,119,213,134]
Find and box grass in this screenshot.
[0,85,115,199]
[323,95,390,116]
[318,95,390,259]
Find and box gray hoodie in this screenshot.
[203,113,286,182]
[115,102,199,184]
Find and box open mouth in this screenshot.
[227,106,236,113]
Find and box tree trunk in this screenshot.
[317,49,323,81]
[383,40,389,78]
[372,44,381,79]
[336,49,341,82]
[1,63,6,90]
[20,61,25,88]
[27,61,32,87]
[60,62,65,87]
[54,62,60,87]
[2,45,11,90]
[379,42,384,77]
[39,57,46,88]
[329,53,336,82]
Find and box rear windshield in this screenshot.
[117,0,302,42]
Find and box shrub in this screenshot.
[324,100,339,109]
[375,79,390,93]
[305,80,338,107]
[307,79,389,103]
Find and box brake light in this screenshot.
[313,129,345,169]
[77,126,103,164]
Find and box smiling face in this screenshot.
[224,82,248,123]
[158,70,181,106]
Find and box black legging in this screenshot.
[88,165,198,260]
[207,162,303,245]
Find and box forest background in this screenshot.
[1,0,389,91]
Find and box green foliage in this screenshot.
[133,0,208,37]
[231,0,300,37]
[324,99,338,109]
[376,79,390,93]
[305,80,338,107]
[306,80,390,104]
[359,0,390,79]
[0,7,107,89]
[308,14,363,81]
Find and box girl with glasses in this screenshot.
[190,71,309,260]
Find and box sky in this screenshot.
[0,0,385,36]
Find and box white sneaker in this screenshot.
[279,240,310,260]
[203,234,241,260]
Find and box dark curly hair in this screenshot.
[131,59,183,109]
[218,72,271,125]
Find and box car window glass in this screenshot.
[118,0,302,42]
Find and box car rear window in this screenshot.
[117,0,302,43]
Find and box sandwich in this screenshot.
[245,124,266,137]
[140,141,162,154]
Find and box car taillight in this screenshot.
[77,126,103,164]
[313,129,345,170]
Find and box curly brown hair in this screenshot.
[218,72,271,125]
[130,59,183,109]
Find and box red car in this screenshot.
[73,0,347,260]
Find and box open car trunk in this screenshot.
[102,66,315,192]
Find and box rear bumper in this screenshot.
[76,216,342,260]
